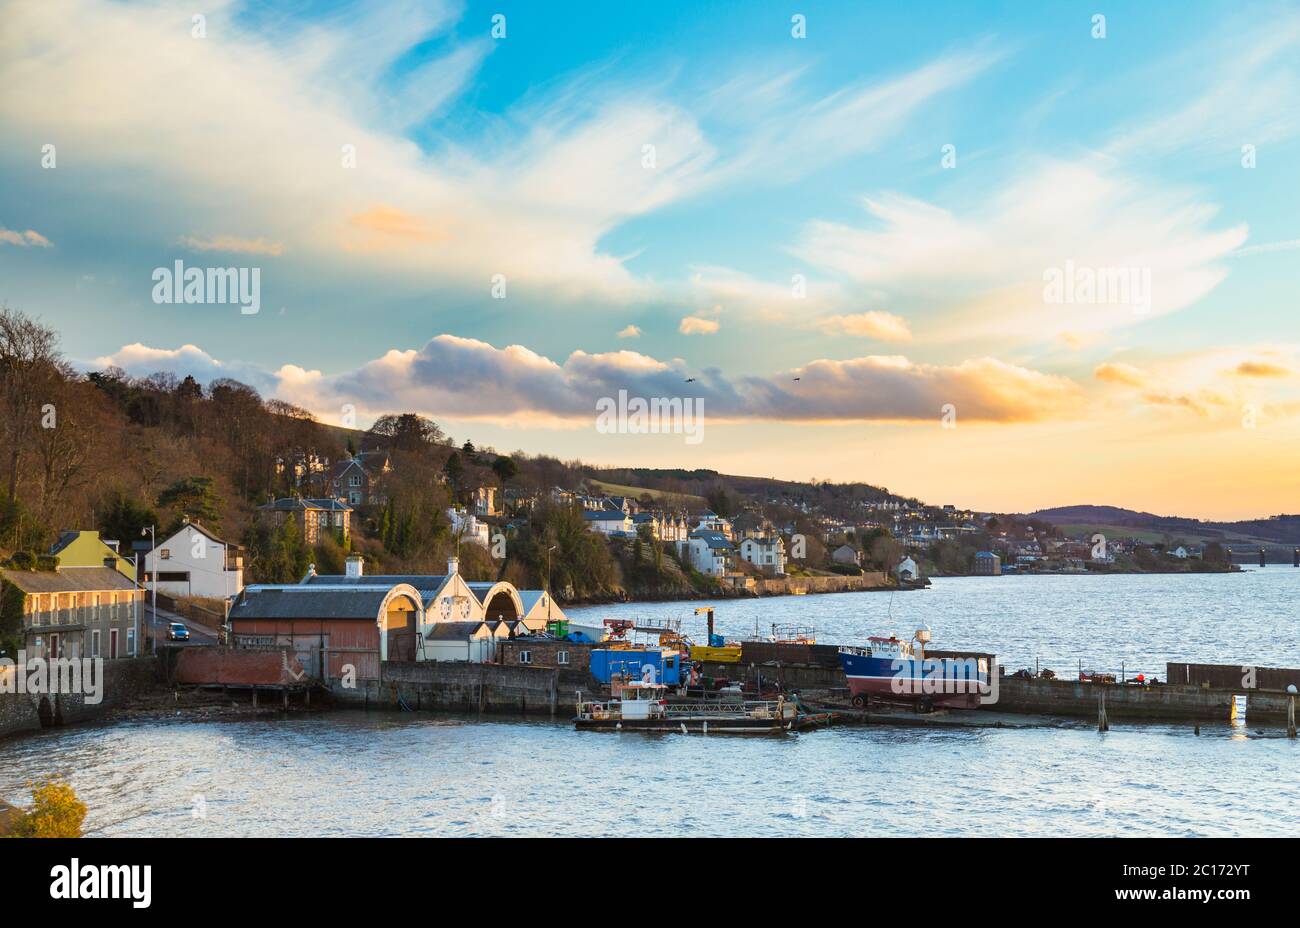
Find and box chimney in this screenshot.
[447,555,459,576]
[345,555,364,579]
[301,563,316,584]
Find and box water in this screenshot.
[1,570,1297,837]
[570,568,1300,677]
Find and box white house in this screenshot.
[1170,546,1189,559]
[584,509,633,536]
[144,522,244,602]
[894,556,918,582]
[686,530,734,576]
[448,507,491,548]
[738,536,786,575]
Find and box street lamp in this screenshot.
[545,544,557,624]
[141,525,156,653]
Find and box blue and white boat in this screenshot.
[838,627,989,709]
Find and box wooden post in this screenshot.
[282,688,288,710]
[252,687,258,709]
[1097,687,1109,732]
[1288,694,1296,739]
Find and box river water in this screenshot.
[1,570,1297,837]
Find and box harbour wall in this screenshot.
[995,677,1298,721]
[0,657,160,740]
[325,660,600,715]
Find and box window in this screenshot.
[127,628,137,656]
[160,548,170,559]
[91,629,101,658]
[349,475,361,487]
[518,650,532,664]
[556,650,569,665]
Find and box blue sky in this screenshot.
[1,0,1298,517]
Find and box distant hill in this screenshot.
[1031,505,1300,547]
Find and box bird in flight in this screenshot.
[685,377,696,383]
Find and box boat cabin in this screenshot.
[612,682,668,719]
[867,635,915,659]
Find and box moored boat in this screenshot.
[574,679,829,734]
[838,627,989,710]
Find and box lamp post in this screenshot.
[546,545,557,625]
[141,525,156,653]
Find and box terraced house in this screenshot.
[1,565,143,660]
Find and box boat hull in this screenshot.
[838,651,985,709]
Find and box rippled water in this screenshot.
[571,568,1300,677]
[1,570,1297,837]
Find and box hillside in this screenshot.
[1032,506,1300,547]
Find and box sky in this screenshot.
[1,0,1298,520]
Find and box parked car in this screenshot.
[167,622,191,642]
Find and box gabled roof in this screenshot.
[1,566,138,594]
[425,620,488,641]
[303,573,451,604]
[159,521,235,548]
[690,530,732,550]
[230,586,413,620]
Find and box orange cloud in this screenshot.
[1232,360,1292,378]
[817,311,912,342]
[347,205,449,245]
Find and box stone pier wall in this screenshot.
[0,657,160,741]
[326,660,600,715]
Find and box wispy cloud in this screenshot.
[0,227,52,247]
[179,234,283,256]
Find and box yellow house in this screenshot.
[49,530,136,581]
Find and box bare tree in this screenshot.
[0,306,65,501]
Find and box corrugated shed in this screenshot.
[230,588,391,620]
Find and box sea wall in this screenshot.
[326,660,600,715]
[994,677,1298,721]
[0,657,160,740]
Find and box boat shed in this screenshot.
[228,582,423,680]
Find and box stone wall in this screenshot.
[327,660,600,715]
[995,676,1298,721]
[0,656,160,740]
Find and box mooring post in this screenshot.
[1098,688,1109,732]
[252,686,258,709]
[1288,694,1296,739]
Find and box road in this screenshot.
[142,603,220,648]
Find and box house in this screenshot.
[974,551,1002,576]
[472,485,500,517]
[498,637,594,670]
[257,496,352,545]
[692,511,733,539]
[330,451,391,506]
[831,544,862,567]
[48,530,136,581]
[583,509,633,536]
[447,507,491,547]
[685,530,734,576]
[894,556,919,582]
[142,522,244,602]
[0,565,143,660]
[1170,546,1189,559]
[738,536,786,575]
